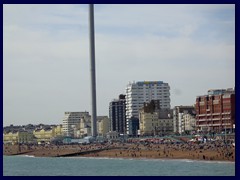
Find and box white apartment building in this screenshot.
[183,113,196,132]
[62,111,91,137]
[125,81,170,134]
[173,106,195,134]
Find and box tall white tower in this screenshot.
[89,4,97,137]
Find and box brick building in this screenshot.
[195,88,235,133]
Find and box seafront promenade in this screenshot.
[3,139,235,162]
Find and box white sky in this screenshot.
[3,4,235,126]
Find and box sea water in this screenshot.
[3,155,235,176]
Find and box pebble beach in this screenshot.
[3,140,235,162]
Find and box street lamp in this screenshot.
[225,124,227,144]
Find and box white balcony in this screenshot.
[197,119,207,122]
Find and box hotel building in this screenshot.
[125,81,170,134]
[195,88,235,133]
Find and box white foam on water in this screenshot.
[53,156,235,164]
[18,155,36,158]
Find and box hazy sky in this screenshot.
[3,4,235,126]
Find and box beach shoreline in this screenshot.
[3,141,235,162]
[7,155,235,164]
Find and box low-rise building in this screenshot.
[53,125,63,137]
[3,131,35,144]
[33,128,53,143]
[139,111,159,136]
[79,116,91,137]
[33,125,63,143]
[157,118,174,136]
[106,131,119,140]
[97,116,110,137]
[173,105,196,134]
[139,100,173,136]
[183,113,196,133]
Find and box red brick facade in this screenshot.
[195,93,235,133]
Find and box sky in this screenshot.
[3,4,235,126]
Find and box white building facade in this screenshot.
[125,81,170,134]
[173,106,195,134]
[183,113,196,132]
[62,111,91,137]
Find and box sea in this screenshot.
[3,155,235,176]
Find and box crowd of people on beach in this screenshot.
[3,137,235,161]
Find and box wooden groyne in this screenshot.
[55,147,126,157]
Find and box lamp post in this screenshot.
[225,124,227,144]
[18,132,20,152]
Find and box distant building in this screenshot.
[79,116,91,137]
[207,88,234,95]
[72,124,81,138]
[106,131,119,141]
[33,128,52,143]
[62,111,91,137]
[195,88,235,133]
[183,113,196,133]
[3,131,35,145]
[139,100,173,136]
[173,106,195,134]
[157,109,174,136]
[139,110,159,136]
[33,125,63,143]
[126,81,170,134]
[128,117,139,137]
[97,116,110,137]
[109,94,126,134]
[80,126,91,138]
[54,125,63,137]
[3,124,25,134]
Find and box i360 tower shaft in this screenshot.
[89,4,97,137]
